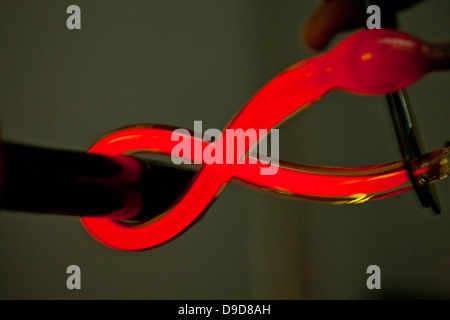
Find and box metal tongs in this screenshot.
[362,0,448,213]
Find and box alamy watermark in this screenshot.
[66,265,81,290]
[171,121,279,175]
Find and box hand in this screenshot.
[302,0,424,51]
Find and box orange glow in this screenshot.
[361,53,373,61]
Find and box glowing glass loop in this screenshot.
[82,29,440,251]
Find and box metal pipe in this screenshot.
[0,141,196,222]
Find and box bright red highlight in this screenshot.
[81,29,437,251]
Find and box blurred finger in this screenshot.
[302,0,425,51]
[302,0,362,51]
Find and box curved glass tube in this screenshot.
[81,29,449,251]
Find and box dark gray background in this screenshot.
[0,0,448,299]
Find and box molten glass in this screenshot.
[81,29,449,251]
